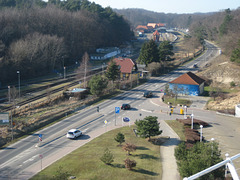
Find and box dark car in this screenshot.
[121,104,131,110]
[193,63,198,68]
[143,91,153,98]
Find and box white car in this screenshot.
[66,129,82,139]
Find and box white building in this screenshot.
[90,47,121,60]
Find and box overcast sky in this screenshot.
[89,0,240,14]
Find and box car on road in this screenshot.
[66,129,82,139]
[121,104,131,110]
[143,91,153,98]
[193,63,198,68]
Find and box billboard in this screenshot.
[0,113,9,126]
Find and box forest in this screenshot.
[0,0,133,84]
[1,0,240,86]
[117,8,240,63]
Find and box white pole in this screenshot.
[200,125,203,142]
[225,153,229,178]
[211,138,215,157]
[17,71,20,98]
[64,66,66,79]
[191,111,194,129]
[8,86,11,103]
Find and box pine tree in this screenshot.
[135,116,162,140]
[138,39,159,66]
[114,132,125,145]
[100,148,114,165]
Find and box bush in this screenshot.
[114,132,125,145]
[175,142,224,179]
[122,143,136,155]
[230,81,236,87]
[100,148,114,165]
[124,158,136,170]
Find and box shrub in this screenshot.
[122,143,136,155]
[175,142,224,179]
[100,148,114,165]
[124,158,136,170]
[230,81,236,87]
[114,132,125,145]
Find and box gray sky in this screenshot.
[90,0,240,14]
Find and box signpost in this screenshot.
[104,120,108,132]
[115,107,120,126]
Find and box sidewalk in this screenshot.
[151,93,181,180]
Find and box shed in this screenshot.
[169,72,205,96]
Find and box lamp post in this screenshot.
[211,138,215,157]
[64,66,66,79]
[102,63,105,74]
[225,153,229,178]
[184,105,187,119]
[17,71,20,98]
[200,125,203,142]
[191,111,194,129]
[8,86,11,103]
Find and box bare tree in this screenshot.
[76,52,91,88]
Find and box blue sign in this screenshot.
[115,107,120,114]
[123,117,130,122]
[39,134,42,141]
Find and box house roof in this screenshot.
[136,25,148,30]
[169,72,205,85]
[112,57,135,74]
[147,23,157,28]
[153,30,160,35]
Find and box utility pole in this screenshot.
[17,71,20,98]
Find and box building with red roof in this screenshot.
[153,30,160,42]
[169,72,205,96]
[112,57,137,80]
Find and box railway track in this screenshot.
[0,67,104,112]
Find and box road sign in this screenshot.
[0,113,9,126]
[39,134,42,141]
[115,107,120,114]
[123,117,130,122]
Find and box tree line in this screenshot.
[0,0,133,85]
[116,7,240,65]
[189,8,240,64]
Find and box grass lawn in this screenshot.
[165,120,185,141]
[164,96,192,107]
[31,126,162,180]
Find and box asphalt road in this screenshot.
[1,41,238,180]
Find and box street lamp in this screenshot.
[8,86,11,103]
[184,105,187,119]
[17,71,20,98]
[102,63,105,74]
[64,66,66,79]
[211,138,215,157]
[225,153,229,178]
[200,125,203,142]
[191,111,194,129]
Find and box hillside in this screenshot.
[197,55,240,111]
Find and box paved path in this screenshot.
[151,94,181,180]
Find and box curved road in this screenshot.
[1,41,239,180]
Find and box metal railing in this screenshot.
[183,153,240,180]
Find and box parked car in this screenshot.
[121,104,131,110]
[66,129,82,139]
[143,91,153,98]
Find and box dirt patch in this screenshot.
[197,55,240,111]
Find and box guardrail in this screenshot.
[183,153,240,180]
